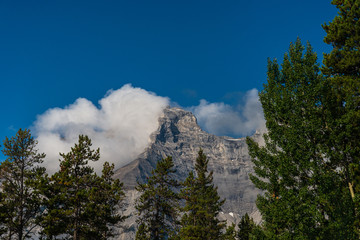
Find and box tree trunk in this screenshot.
[19,158,25,240]
[349,182,355,200]
[73,229,78,240]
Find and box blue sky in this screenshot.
[1,1,338,154]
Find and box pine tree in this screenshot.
[179,149,225,240]
[39,135,126,240]
[322,0,360,233]
[135,156,180,240]
[41,135,99,239]
[237,213,255,240]
[0,129,46,240]
[246,39,356,239]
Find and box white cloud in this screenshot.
[188,89,265,137]
[34,84,169,173]
[33,85,264,174]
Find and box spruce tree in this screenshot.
[322,0,360,77]
[179,149,225,240]
[322,0,360,233]
[246,39,356,239]
[237,213,255,240]
[135,156,180,240]
[0,129,46,240]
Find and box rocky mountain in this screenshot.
[113,107,264,239]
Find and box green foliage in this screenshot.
[39,135,126,240]
[135,156,180,240]
[322,0,360,189]
[247,39,356,239]
[247,1,360,238]
[237,213,255,240]
[135,223,148,240]
[0,129,46,240]
[322,0,360,234]
[322,0,360,77]
[84,161,127,239]
[0,191,6,236]
[223,223,237,240]
[179,149,226,240]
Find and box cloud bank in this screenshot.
[34,84,169,173]
[34,85,264,174]
[188,89,265,137]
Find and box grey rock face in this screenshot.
[114,107,264,238]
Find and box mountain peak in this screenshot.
[153,107,201,144]
[114,107,263,238]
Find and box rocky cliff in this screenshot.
[113,107,264,239]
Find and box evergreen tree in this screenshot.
[223,224,237,240]
[322,0,360,77]
[84,162,126,239]
[237,213,255,240]
[39,135,125,240]
[37,171,66,239]
[179,149,225,240]
[0,191,6,236]
[322,0,360,233]
[0,129,46,240]
[135,223,148,240]
[135,156,180,240]
[246,39,356,239]
[40,135,99,239]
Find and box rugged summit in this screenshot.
[114,107,264,238]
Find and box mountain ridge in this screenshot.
[114,107,264,239]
